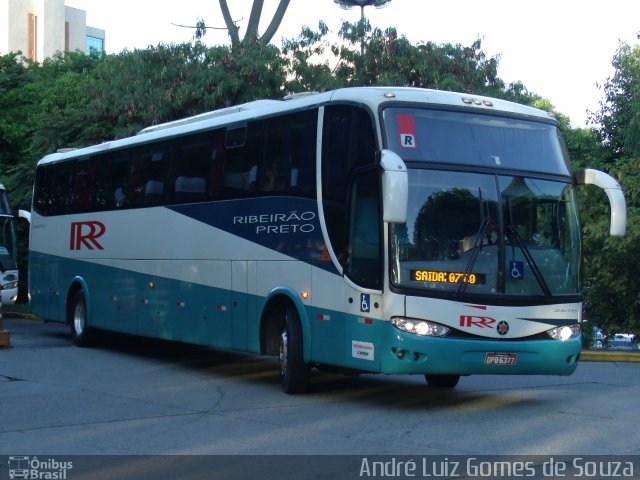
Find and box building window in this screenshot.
[86,36,104,55]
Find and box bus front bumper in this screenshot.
[379,330,582,376]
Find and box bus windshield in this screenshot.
[389,163,581,298]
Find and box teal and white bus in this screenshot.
[27,87,626,392]
[1,183,19,305]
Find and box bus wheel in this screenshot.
[278,306,310,394]
[425,374,460,388]
[69,289,93,347]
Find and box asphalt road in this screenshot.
[1,316,639,458]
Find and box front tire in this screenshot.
[425,374,460,388]
[69,289,94,347]
[278,306,310,394]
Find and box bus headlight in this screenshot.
[3,281,18,290]
[546,324,581,341]
[392,317,450,337]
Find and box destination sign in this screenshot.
[411,270,486,285]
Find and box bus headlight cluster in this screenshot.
[392,317,450,337]
[546,324,581,341]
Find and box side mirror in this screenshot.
[575,169,626,236]
[380,150,408,224]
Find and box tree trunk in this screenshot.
[219,0,290,48]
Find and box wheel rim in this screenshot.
[73,300,86,336]
[279,329,288,376]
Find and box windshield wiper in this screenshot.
[505,225,552,299]
[455,189,489,297]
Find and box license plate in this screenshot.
[484,352,518,366]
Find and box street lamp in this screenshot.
[333,0,392,53]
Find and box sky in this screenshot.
[65,0,639,128]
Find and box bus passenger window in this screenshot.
[173,134,212,203]
[96,154,132,209]
[137,149,168,205]
[222,122,262,196]
[263,110,317,196]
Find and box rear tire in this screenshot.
[425,374,460,388]
[69,289,94,347]
[278,306,310,394]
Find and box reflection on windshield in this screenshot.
[391,170,580,298]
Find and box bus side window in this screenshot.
[71,158,96,212]
[222,123,262,196]
[260,109,317,196]
[172,133,212,203]
[39,161,75,215]
[96,153,133,209]
[137,148,168,206]
[33,167,48,214]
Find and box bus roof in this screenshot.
[37,86,556,166]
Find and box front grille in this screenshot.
[445,328,549,341]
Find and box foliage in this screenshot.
[578,39,640,336]
[580,159,640,335]
[591,41,640,159]
[282,20,525,101]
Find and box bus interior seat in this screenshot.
[223,172,249,194]
[175,176,206,202]
[144,180,165,204]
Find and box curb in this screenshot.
[1,311,40,321]
[581,350,640,363]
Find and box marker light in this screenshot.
[392,317,450,337]
[300,291,309,300]
[547,324,581,341]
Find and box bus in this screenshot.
[26,87,626,392]
[0,183,19,305]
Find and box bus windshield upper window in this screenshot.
[383,108,571,176]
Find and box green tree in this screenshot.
[283,21,525,101]
[592,40,640,160]
[579,38,640,336]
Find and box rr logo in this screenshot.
[70,221,106,250]
[459,315,496,328]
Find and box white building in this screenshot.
[0,0,105,62]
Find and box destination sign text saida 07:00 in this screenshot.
[411,270,486,285]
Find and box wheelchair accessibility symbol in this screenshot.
[360,294,370,313]
[509,261,524,280]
